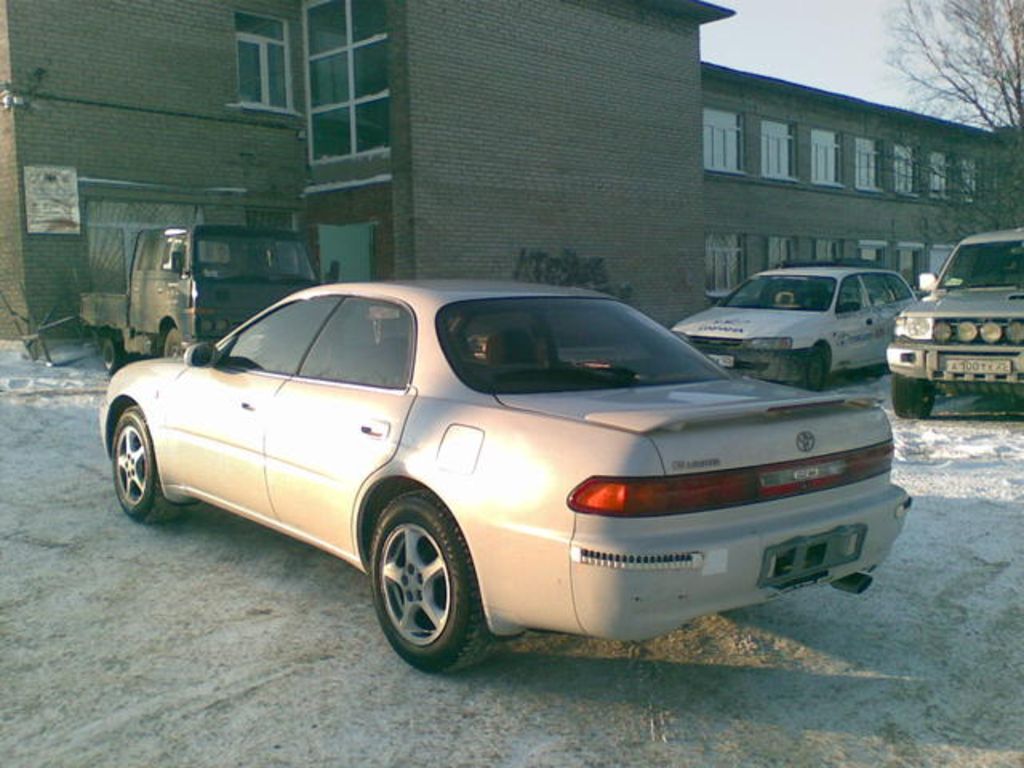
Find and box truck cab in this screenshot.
[83,225,317,372]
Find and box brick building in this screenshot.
[0,0,996,340]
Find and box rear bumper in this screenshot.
[690,341,814,385]
[568,480,909,641]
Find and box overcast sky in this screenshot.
[701,0,912,109]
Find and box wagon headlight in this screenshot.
[895,316,933,340]
[744,337,793,350]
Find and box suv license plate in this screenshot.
[944,358,1013,374]
[708,354,735,368]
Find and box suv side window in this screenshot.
[836,276,864,313]
[160,233,188,273]
[300,297,414,389]
[220,297,340,375]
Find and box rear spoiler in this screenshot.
[583,396,879,434]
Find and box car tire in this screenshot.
[162,326,183,359]
[99,334,124,375]
[370,491,493,672]
[803,344,831,391]
[891,374,935,419]
[112,407,179,523]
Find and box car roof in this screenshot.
[753,265,904,279]
[283,280,610,312]
[958,228,1024,245]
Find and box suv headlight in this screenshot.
[895,316,933,340]
[744,337,793,350]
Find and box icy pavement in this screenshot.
[1,349,1022,768]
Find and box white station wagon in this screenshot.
[673,266,915,389]
[102,282,910,671]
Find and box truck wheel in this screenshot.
[162,327,183,359]
[803,344,831,391]
[370,491,493,672]
[99,335,124,375]
[892,374,935,419]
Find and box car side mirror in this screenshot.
[183,342,218,368]
[918,272,938,292]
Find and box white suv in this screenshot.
[888,228,1024,418]
[673,265,915,390]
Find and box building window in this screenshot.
[855,138,880,191]
[705,234,745,296]
[814,238,841,261]
[894,144,915,195]
[761,120,794,180]
[897,243,924,284]
[306,0,389,161]
[960,157,977,201]
[929,152,947,198]
[235,12,290,110]
[766,236,795,268]
[811,129,840,185]
[703,109,743,173]
[858,240,887,262]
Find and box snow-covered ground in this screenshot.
[1,342,1021,767]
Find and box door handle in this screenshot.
[360,420,390,439]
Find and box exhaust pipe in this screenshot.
[831,572,873,594]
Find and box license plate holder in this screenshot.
[708,353,735,368]
[943,357,1013,375]
[758,524,866,590]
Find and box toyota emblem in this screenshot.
[796,431,816,453]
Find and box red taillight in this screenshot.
[568,441,893,517]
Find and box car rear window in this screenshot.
[436,297,726,394]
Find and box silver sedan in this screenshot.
[101,282,910,671]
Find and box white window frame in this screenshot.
[235,12,293,112]
[705,233,745,296]
[960,157,978,201]
[766,235,795,268]
[896,242,925,284]
[858,239,888,262]
[894,144,915,195]
[929,152,947,198]
[811,129,841,186]
[854,137,880,191]
[761,120,794,180]
[304,0,390,164]
[813,238,841,261]
[703,109,743,173]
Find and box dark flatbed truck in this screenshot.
[81,225,317,373]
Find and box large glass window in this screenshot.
[235,12,290,110]
[960,157,978,201]
[705,233,745,295]
[436,298,725,395]
[811,129,840,185]
[814,238,841,261]
[855,137,880,190]
[761,120,794,179]
[767,236,795,268]
[703,109,743,173]
[894,144,915,194]
[306,0,389,161]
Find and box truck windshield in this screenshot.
[940,241,1024,289]
[722,275,836,312]
[195,236,315,282]
[437,297,726,394]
